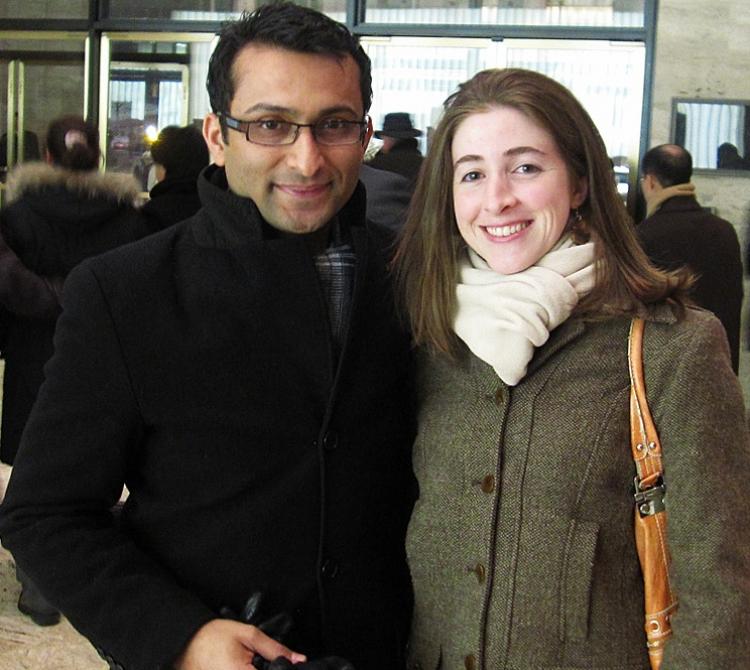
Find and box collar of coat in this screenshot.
[4,161,142,207]
[645,181,696,217]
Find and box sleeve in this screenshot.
[0,260,215,670]
[0,227,61,319]
[652,315,750,669]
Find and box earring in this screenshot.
[569,208,589,243]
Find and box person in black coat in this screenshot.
[0,115,148,627]
[359,163,412,231]
[638,144,743,372]
[0,230,61,321]
[0,5,416,670]
[0,231,63,408]
[0,115,148,466]
[141,124,209,232]
[368,112,424,186]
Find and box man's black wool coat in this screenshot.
[0,165,416,670]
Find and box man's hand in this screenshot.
[173,618,306,670]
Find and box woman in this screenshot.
[395,69,750,669]
[0,115,147,624]
[1,115,147,466]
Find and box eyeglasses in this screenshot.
[218,113,369,147]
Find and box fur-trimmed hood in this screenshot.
[5,161,141,206]
[3,162,144,233]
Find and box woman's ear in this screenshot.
[572,176,588,209]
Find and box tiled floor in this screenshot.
[0,464,107,669]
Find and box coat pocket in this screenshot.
[560,518,599,641]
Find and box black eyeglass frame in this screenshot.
[217,112,369,146]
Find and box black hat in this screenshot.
[374,112,423,139]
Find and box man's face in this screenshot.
[204,44,372,234]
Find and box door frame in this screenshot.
[1,30,89,172]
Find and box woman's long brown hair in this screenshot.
[393,68,691,356]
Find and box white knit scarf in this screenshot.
[453,235,596,386]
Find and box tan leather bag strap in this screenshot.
[628,317,677,670]
[628,318,663,489]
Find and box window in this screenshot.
[362,0,645,28]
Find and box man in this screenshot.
[639,143,743,372]
[0,5,415,670]
[358,163,411,231]
[367,112,423,185]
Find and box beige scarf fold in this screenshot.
[453,235,596,386]
[645,182,696,217]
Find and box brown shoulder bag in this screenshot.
[628,317,678,670]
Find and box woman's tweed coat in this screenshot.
[406,306,750,670]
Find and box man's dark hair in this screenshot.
[206,1,372,137]
[641,144,693,187]
[150,124,209,180]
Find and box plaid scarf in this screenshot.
[313,225,357,353]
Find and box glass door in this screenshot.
[0,31,88,188]
[99,32,217,191]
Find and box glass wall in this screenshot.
[103,0,346,21]
[363,0,645,28]
[364,36,644,199]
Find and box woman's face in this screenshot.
[451,105,587,274]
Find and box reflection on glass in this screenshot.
[107,63,190,188]
[672,99,750,171]
[104,0,346,21]
[364,0,644,28]
[103,36,216,187]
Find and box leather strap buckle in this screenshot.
[634,476,666,517]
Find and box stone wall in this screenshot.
[650,0,750,242]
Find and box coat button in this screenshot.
[465,654,477,670]
[467,562,486,584]
[480,474,495,493]
[321,558,339,579]
[322,430,338,451]
[493,387,505,405]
